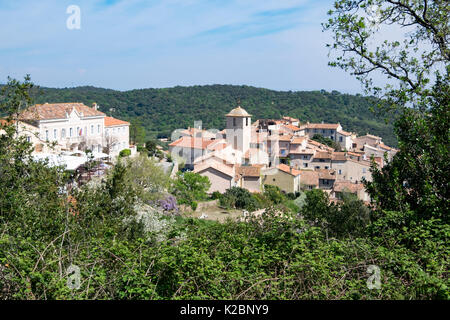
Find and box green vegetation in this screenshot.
[170,171,211,210]
[31,85,397,147]
[311,134,342,151]
[119,149,131,158]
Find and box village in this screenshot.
[169,104,397,204]
[1,101,397,209]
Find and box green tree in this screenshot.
[219,187,259,211]
[170,171,211,208]
[121,154,171,202]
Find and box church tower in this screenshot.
[226,104,251,154]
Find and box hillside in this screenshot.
[32,84,397,147]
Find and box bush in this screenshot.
[190,201,198,211]
[119,149,131,157]
[263,185,285,204]
[219,187,258,211]
[210,191,222,200]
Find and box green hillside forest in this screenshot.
[32,85,397,147]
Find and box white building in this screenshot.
[18,102,130,156]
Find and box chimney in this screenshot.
[92,103,98,111]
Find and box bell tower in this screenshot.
[226,103,251,154]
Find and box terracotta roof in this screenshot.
[338,130,352,136]
[314,151,332,159]
[169,136,216,150]
[291,137,306,144]
[378,143,393,151]
[277,163,301,176]
[194,162,235,178]
[237,165,261,177]
[226,106,251,117]
[364,134,382,140]
[278,134,293,142]
[282,124,301,131]
[306,123,340,129]
[331,152,348,161]
[299,170,319,186]
[19,103,105,121]
[289,148,315,155]
[333,181,364,193]
[104,116,130,127]
[317,169,336,180]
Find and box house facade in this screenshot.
[18,102,130,156]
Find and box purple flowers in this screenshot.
[159,195,178,212]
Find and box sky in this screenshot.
[0,0,364,93]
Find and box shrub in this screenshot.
[191,201,198,211]
[210,191,222,200]
[119,149,131,157]
[219,187,258,211]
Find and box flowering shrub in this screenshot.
[159,195,178,213]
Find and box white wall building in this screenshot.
[18,102,130,156]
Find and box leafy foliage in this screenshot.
[170,172,211,209]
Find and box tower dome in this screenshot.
[226,106,251,117]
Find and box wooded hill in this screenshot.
[32,84,397,146]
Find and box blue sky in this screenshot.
[0,0,363,92]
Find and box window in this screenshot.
[325,166,329,169]
[45,130,49,141]
[322,129,325,134]
[84,127,87,136]
[315,166,320,169]
[303,163,308,168]
[363,168,367,173]
[53,129,57,139]
[246,118,248,126]
[26,136,31,143]
[91,125,94,134]
[338,169,342,175]
[98,125,101,134]
[69,128,73,137]
[76,127,80,136]
[303,155,308,160]
[62,129,66,138]
[113,128,116,134]
[339,136,343,142]
[233,118,236,126]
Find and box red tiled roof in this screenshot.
[306,123,340,129]
[19,103,105,121]
[291,137,306,144]
[333,181,364,193]
[299,170,319,186]
[237,165,261,177]
[169,136,216,150]
[338,130,352,136]
[277,163,301,176]
[317,169,336,180]
[104,116,130,127]
[282,124,301,131]
[314,151,332,159]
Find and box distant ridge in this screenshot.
[32,84,396,146]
